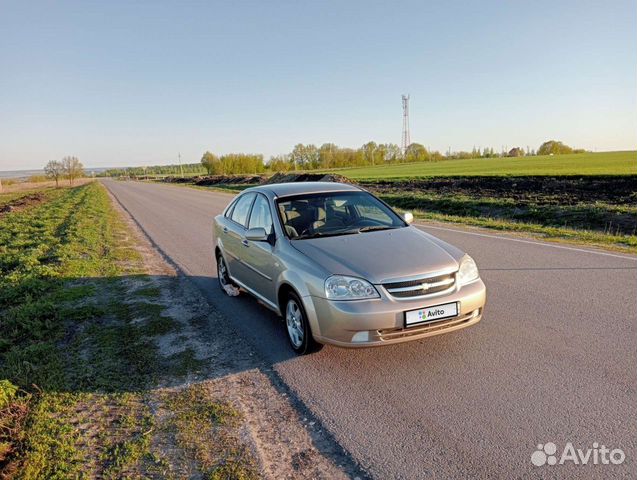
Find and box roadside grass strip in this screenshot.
[0,183,258,478]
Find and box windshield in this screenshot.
[276,191,406,239]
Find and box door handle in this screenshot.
[241,239,249,247]
[223,227,228,234]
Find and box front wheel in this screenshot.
[285,292,323,355]
[217,253,239,296]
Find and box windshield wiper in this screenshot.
[293,225,399,239]
[356,225,399,233]
[294,230,358,240]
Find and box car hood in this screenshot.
[291,226,462,284]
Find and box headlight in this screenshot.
[325,275,380,300]
[457,255,479,286]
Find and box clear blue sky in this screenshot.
[1,0,635,170]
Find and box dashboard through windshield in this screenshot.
[276,191,406,240]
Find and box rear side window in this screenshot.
[248,194,273,235]
[230,193,256,227]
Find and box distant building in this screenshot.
[507,147,525,157]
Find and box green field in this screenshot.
[326,151,636,179]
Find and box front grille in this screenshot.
[383,272,456,298]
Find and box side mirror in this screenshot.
[403,212,414,225]
[245,227,268,241]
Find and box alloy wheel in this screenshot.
[286,299,304,348]
[218,256,229,288]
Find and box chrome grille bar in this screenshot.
[386,277,454,293]
[383,272,457,298]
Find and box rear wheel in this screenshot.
[285,292,322,355]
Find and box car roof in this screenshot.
[251,181,361,197]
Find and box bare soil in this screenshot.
[361,175,637,205]
[0,193,47,216]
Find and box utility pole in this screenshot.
[401,94,411,155]
[178,152,184,177]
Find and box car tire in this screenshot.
[284,291,323,355]
[216,252,239,296]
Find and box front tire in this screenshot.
[216,252,239,296]
[285,292,323,355]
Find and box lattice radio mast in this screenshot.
[401,94,411,154]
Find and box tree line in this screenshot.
[98,139,585,178]
[101,162,207,177]
[262,139,585,173]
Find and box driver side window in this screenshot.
[230,193,256,227]
[248,194,273,235]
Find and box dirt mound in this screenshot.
[163,175,265,185]
[162,176,193,184]
[162,173,355,188]
[0,193,46,216]
[193,175,264,186]
[264,172,354,185]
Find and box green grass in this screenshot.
[325,151,636,179]
[0,183,139,390]
[0,182,257,478]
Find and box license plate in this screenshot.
[405,302,459,327]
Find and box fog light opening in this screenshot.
[351,331,371,343]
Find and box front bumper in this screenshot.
[304,279,486,347]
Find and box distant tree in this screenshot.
[429,151,445,161]
[218,153,265,174]
[304,144,320,169]
[44,159,64,187]
[268,154,292,172]
[380,143,402,163]
[404,143,429,163]
[318,143,338,168]
[361,141,378,165]
[452,151,474,159]
[61,156,84,185]
[291,144,320,170]
[538,140,573,156]
[507,147,525,157]
[201,151,220,174]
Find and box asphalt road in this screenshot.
[103,179,637,479]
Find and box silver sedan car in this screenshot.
[214,182,486,354]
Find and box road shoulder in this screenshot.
[107,185,364,479]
